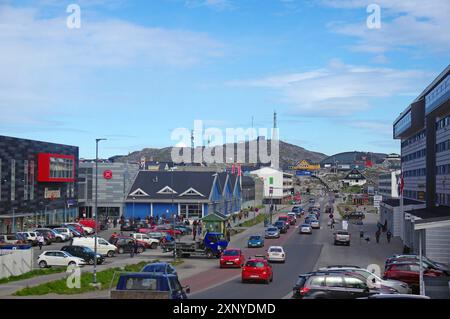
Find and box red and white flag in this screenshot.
[238,165,242,176]
[231,164,235,174]
[398,174,404,196]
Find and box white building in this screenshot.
[378,170,401,199]
[341,169,366,187]
[250,167,294,204]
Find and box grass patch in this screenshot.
[13,259,184,296]
[0,267,66,285]
[239,213,267,228]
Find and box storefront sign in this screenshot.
[44,188,61,199]
[103,170,113,180]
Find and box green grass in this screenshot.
[0,267,66,285]
[239,213,267,228]
[13,259,184,296]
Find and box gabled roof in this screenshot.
[343,169,366,180]
[127,171,218,200]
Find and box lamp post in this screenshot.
[93,138,106,286]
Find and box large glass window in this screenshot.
[180,203,202,219]
[50,157,74,179]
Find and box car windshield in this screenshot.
[267,228,278,232]
[249,236,261,241]
[274,222,283,226]
[246,261,265,268]
[269,248,282,253]
[302,224,310,227]
[223,250,239,256]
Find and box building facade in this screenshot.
[341,169,366,187]
[78,161,139,220]
[392,65,450,263]
[378,170,401,199]
[123,171,242,220]
[0,135,79,233]
[249,167,294,204]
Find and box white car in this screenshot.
[71,237,117,257]
[54,228,73,239]
[37,250,86,268]
[267,246,286,263]
[17,232,39,245]
[132,233,160,249]
[310,219,320,229]
[299,223,312,234]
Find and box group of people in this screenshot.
[192,220,203,241]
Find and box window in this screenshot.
[29,160,35,200]
[24,160,29,200]
[49,157,74,179]
[125,278,157,290]
[325,276,345,288]
[344,277,367,289]
[309,276,325,287]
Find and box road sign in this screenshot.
[103,170,113,180]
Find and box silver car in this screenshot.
[265,227,280,239]
[318,266,412,294]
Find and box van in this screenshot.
[71,237,117,257]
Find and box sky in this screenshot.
[0,0,449,159]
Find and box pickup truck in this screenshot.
[334,231,351,246]
[110,272,190,299]
[161,232,228,258]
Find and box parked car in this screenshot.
[141,262,178,275]
[264,227,280,239]
[37,250,86,268]
[360,294,430,299]
[112,237,146,254]
[63,223,85,235]
[146,231,165,241]
[220,249,245,268]
[54,228,74,239]
[385,255,450,275]
[34,228,57,243]
[273,221,288,234]
[71,237,117,257]
[267,246,285,263]
[78,219,99,233]
[347,211,365,219]
[247,235,264,248]
[318,266,411,294]
[64,225,84,237]
[334,231,351,246]
[242,257,273,284]
[292,271,396,299]
[0,234,27,245]
[16,232,39,246]
[131,233,159,249]
[61,245,105,265]
[299,223,312,234]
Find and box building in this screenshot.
[78,162,139,220]
[392,64,450,263]
[249,167,294,204]
[341,169,366,187]
[379,199,425,238]
[320,152,386,171]
[381,153,402,170]
[0,135,78,233]
[123,171,242,220]
[288,160,321,172]
[241,175,264,208]
[378,170,401,199]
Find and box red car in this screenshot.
[155,226,182,237]
[242,257,273,284]
[287,215,296,225]
[384,261,444,292]
[220,249,245,268]
[79,219,100,232]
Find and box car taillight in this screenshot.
[299,287,310,295]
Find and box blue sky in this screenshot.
[0,0,449,158]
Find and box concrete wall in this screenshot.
[425,225,450,264]
[0,249,33,279]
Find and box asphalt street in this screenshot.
[191,195,332,299]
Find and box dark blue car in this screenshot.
[141,262,178,276]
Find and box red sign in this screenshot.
[37,153,76,183]
[103,170,113,180]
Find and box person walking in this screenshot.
[192,221,197,241]
[129,239,135,258]
[386,230,392,243]
[226,228,231,242]
[197,221,202,236]
[375,229,381,244]
[331,218,335,229]
[37,234,45,250]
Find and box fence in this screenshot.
[0,249,33,280]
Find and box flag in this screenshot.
[238,165,242,176]
[231,164,235,174]
[398,174,404,196]
[365,159,373,167]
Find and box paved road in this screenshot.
[191,196,331,299]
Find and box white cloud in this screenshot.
[0,5,224,130]
[321,0,450,54]
[229,60,431,117]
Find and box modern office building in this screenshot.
[392,64,450,263]
[123,171,242,220]
[78,161,139,220]
[0,135,78,233]
[378,170,401,199]
[249,167,294,204]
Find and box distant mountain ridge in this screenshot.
[109,139,328,169]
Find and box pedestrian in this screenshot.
[375,229,381,244]
[113,218,117,228]
[197,221,202,236]
[226,228,231,242]
[386,230,392,243]
[37,234,45,250]
[365,236,371,244]
[331,218,335,229]
[129,240,135,258]
[133,239,139,255]
[193,222,197,241]
[232,214,236,223]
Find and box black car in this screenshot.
[273,221,288,234]
[292,271,396,299]
[112,238,146,254]
[61,245,105,265]
[347,212,365,219]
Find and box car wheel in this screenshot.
[265,278,270,285]
[206,250,214,259]
[151,242,158,249]
[39,260,48,268]
[241,278,246,283]
[88,259,95,265]
[137,247,144,254]
[68,261,76,267]
[107,250,115,257]
[55,237,62,243]
[118,248,124,254]
[270,275,273,282]
[334,240,337,245]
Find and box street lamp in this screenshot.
[93,138,106,286]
